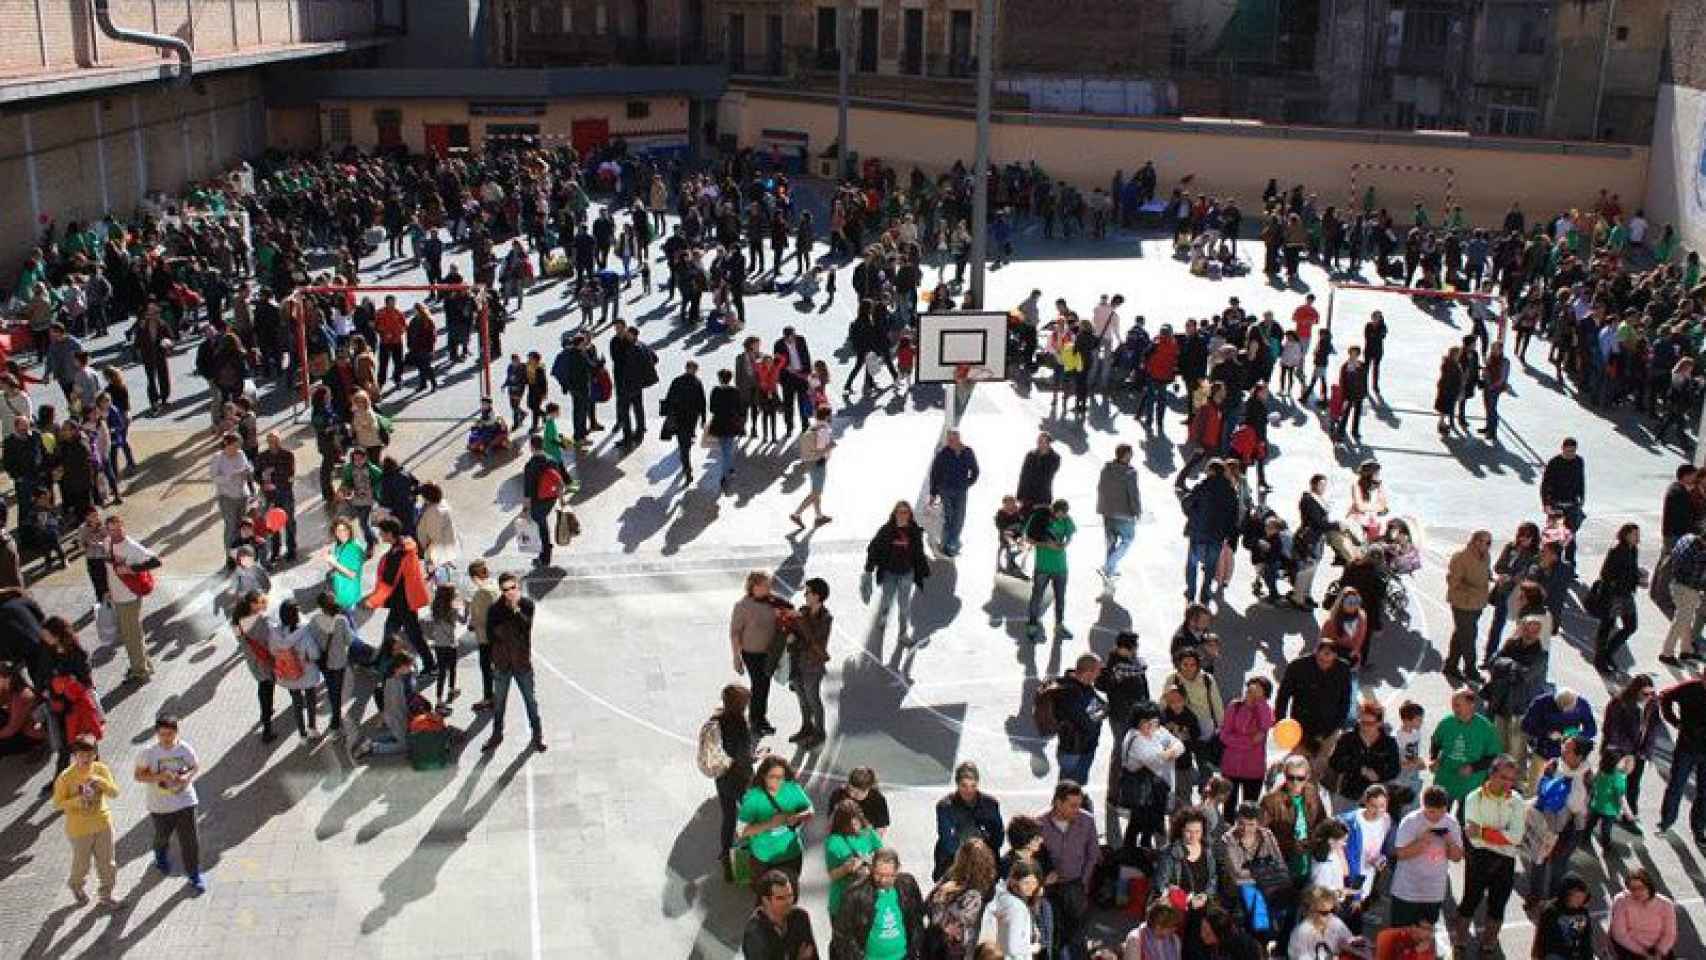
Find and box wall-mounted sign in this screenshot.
[469,102,548,117]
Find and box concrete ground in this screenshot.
[1,203,1701,959]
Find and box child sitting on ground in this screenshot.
[466,397,510,458]
[993,495,1030,579]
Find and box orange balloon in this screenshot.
[265,507,287,535]
[1271,718,1303,751]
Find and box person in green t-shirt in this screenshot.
[1026,499,1076,641]
[831,847,923,960]
[737,756,814,876]
[1429,689,1503,804]
[1587,751,1633,846]
[823,799,883,917]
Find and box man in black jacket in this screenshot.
[830,848,924,960]
[1334,345,1370,442]
[743,871,818,960]
[1015,433,1061,510]
[609,321,657,449]
[931,762,1005,880]
[1659,676,1706,841]
[1182,460,1240,604]
[2,416,51,511]
[551,332,597,447]
[1661,464,1699,554]
[1539,438,1585,563]
[663,361,708,482]
[1053,655,1108,812]
[774,327,813,433]
[1274,641,1354,778]
[1291,474,1343,609]
[483,571,545,754]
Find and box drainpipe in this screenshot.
[92,0,194,83]
[1591,0,1618,139]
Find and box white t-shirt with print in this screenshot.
[138,741,199,814]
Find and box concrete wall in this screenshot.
[303,97,691,154]
[725,90,1649,226]
[1548,0,1664,142]
[1645,84,1706,262]
[0,0,375,78]
[0,71,264,273]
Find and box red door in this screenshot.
[571,118,610,155]
[424,124,451,158]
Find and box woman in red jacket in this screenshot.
[1174,381,1226,492]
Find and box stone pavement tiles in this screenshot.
[1,211,1703,956]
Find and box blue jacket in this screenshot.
[1337,809,1395,891]
[928,445,980,497]
[1521,692,1598,760]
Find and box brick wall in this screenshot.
[1669,0,1706,91]
[997,0,1170,75]
[0,1,371,79]
[0,71,264,278]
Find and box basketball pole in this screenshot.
[967,0,994,310]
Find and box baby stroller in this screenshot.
[1323,519,1420,629]
[1242,507,1297,604]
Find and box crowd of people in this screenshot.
[0,135,1702,960]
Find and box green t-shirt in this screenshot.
[866,886,908,960]
[824,826,882,916]
[1429,713,1502,800]
[1590,769,1626,817]
[1033,515,1076,576]
[331,539,368,610]
[738,781,812,864]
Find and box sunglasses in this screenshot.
[1286,774,1308,783]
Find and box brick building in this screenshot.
[0,0,389,276]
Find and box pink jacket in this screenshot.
[1218,697,1274,780]
[1610,891,1676,956]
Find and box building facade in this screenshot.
[0,0,389,272]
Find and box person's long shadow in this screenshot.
[616,491,678,553]
[663,796,753,957]
[358,750,529,934]
[0,792,52,885]
[908,561,961,646]
[1141,432,1177,479]
[1003,637,1058,778]
[662,490,721,555]
[314,740,465,847]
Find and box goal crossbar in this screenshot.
[1325,281,1501,336]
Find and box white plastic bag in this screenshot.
[513,515,540,555]
[95,602,119,646]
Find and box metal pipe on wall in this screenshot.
[967,0,994,309]
[92,0,194,83]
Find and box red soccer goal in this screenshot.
[1325,281,1505,338]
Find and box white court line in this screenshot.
[525,762,544,960]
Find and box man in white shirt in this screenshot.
[1388,785,1465,928]
[134,714,204,892]
[1089,295,1125,392]
[1455,755,1525,947]
[208,432,252,562]
[1628,210,1649,246]
[107,515,162,681]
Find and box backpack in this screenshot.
[696,716,732,778]
[243,622,275,673]
[1033,679,1067,737]
[536,464,565,501]
[1535,774,1570,814]
[1479,656,1518,716]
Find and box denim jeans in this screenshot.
[492,668,542,740]
[1058,749,1095,799]
[1028,570,1068,625]
[717,435,737,483]
[877,572,914,631]
[1184,538,1219,602]
[795,668,825,734]
[530,499,554,565]
[939,490,968,553]
[1138,380,1168,431]
[1103,517,1136,577]
[1659,748,1706,833]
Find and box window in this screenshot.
[729,13,747,72]
[1403,10,1449,50]
[1485,86,1539,136]
[1615,25,1629,43]
[596,2,607,33]
[561,1,573,33]
[626,101,650,120]
[374,108,402,127]
[1170,29,1188,70]
[326,107,351,143]
[530,2,545,35]
[1391,101,1416,129]
[816,7,838,70]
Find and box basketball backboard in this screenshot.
[916,311,1011,384]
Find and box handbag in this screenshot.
[1247,854,1297,913]
[729,843,756,885]
[1584,579,1609,619]
[554,508,580,547]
